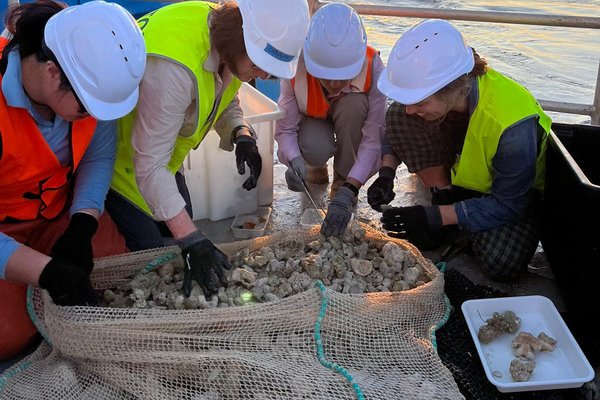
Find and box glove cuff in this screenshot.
[234,134,256,145]
[378,166,396,179]
[176,230,207,250]
[423,206,443,227]
[39,258,60,290]
[335,185,357,202]
[232,125,256,144]
[39,258,85,292]
[69,212,99,237]
[342,182,359,196]
[289,155,304,168]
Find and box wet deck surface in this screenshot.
[196,160,565,312]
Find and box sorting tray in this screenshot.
[461,295,594,393]
[299,209,356,228]
[230,207,271,239]
[300,208,326,227]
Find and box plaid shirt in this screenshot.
[384,102,468,173]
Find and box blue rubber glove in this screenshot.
[321,186,355,237]
[176,231,231,299]
[381,205,444,250]
[285,156,307,192]
[235,135,262,190]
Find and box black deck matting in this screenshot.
[436,268,588,400]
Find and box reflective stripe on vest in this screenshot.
[451,68,552,193]
[292,46,378,119]
[111,1,242,216]
[0,38,97,222]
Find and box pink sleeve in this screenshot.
[274,79,302,166]
[347,55,387,184]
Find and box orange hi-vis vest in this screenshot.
[292,46,378,119]
[0,38,97,222]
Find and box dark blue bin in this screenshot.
[254,78,280,103]
[1,0,170,20]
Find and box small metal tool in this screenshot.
[291,165,324,224]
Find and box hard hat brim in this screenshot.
[80,88,139,121]
[245,41,299,80]
[304,49,365,80]
[377,54,474,105]
[377,70,433,105]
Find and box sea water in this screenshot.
[342,0,600,124]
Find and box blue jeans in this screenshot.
[106,172,193,251]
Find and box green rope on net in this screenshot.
[26,285,50,345]
[429,262,452,351]
[0,359,32,391]
[313,280,365,400]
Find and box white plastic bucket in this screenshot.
[184,83,283,221]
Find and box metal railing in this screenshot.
[314,1,600,124]
[5,0,599,123]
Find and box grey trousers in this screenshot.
[297,92,368,178]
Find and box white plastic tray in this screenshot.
[299,209,356,228]
[300,208,326,227]
[230,207,271,239]
[461,295,594,393]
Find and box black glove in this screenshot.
[367,166,396,211]
[177,231,231,299]
[381,205,444,250]
[321,186,355,237]
[235,135,262,191]
[51,212,98,275]
[39,258,99,306]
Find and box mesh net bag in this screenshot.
[0,224,463,400]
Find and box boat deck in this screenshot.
[197,160,565,312]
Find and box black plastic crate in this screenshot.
[541,122,600,367]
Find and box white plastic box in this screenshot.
[300,208,326,228]
[461,295,594,393]
[231,207,272,239]
[184,83,284,221]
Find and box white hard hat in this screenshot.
[377,19,474,105]
[304,3,367,80]
[44,1,146,121]
[238,0,310,80]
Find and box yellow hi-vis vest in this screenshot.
[451,68,552,193]
[111,1,242,216]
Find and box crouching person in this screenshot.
[369,19,550,281]
[275,3,386,237]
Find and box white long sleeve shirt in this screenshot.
[132,51,248,221]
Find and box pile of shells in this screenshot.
[100,224,434,310]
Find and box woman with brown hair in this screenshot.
[369,19,551,281]
[107,0,310,299]
[0,0,145,359]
